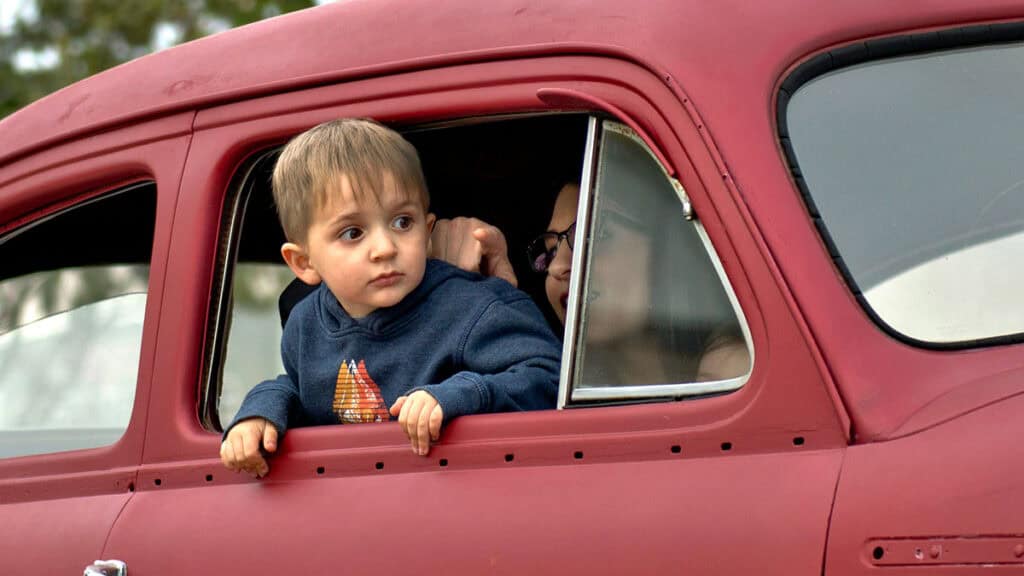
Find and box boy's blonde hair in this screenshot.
[272,118,428,242]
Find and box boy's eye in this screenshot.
[339,227,363,241]
[392,215,413,230]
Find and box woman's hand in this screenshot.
[430,217,518,287]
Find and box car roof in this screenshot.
[1,0,1018,168]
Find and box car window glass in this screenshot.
[219,263,293,423]
[787,42,1024,344]
[571,122,751,402]
[0,184,155,458]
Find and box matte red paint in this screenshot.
[1,1,1022,574]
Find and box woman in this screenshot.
[435,181,750,386]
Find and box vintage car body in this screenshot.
[2,0,1023,574]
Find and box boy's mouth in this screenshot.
[370,272,403,287]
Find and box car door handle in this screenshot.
[83,559,127,576]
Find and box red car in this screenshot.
[2,1,1023,574]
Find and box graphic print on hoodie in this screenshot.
[333,359,389,423]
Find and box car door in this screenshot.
[0,115,191,573]
[105,55,848,575]
[773,24,1024,576]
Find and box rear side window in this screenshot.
[785,39,1024,345]
[0,183,155,457]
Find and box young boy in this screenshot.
[220,119,561,477]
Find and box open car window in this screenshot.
[0,183,155,458]
[206,114,752,428]
[208,115,587,428]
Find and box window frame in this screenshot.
[0,181,157,459]
[203,111,756,426]
[200,151,278,431]
[560,119,753,407]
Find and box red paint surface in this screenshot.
[828,393,1024,575]
[2,0,1023,574]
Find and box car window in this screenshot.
[786,42,1024,345]
[0,183,155,458]
[219,263,294,423]
[207,114,750,425]
[209,115,588,428]
[567,121,751,404]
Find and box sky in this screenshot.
[0,0,27,33]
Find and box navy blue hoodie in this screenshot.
[227,259,561,435]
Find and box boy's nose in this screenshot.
[368,229,398,261]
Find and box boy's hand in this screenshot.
[389,391,443,456]
[430,217,518,287]
[220,417,278,478]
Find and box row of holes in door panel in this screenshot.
[136,437,807,489]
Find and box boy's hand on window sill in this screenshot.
[220,417,278,478]
[390,391,443,456]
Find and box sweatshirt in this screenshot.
[227,259,561,435]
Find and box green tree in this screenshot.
[0,0,316,118]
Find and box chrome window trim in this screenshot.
[557,116,599,409]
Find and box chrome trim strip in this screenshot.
[572,376,748,401]
[557,116,599,409]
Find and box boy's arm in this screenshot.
[220,310,305,474]
[223,373,299,437]
[224,299,308,437]
[417,294,562,422]
[220,374,298,477]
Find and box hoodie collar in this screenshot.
[317,259,456,335]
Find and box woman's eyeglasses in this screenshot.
[526,221,576,273]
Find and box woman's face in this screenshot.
[544,183,652,340]
[584,208,652,342]
[544,183,580,326]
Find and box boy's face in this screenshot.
[284,171,434,318]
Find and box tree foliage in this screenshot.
[0,0,316,118]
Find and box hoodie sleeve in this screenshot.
[419,293,561,422]
[222,306,305,438]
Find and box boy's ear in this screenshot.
[426,213,437,250]
[281,242,322,285]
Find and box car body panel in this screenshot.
[1,1,1022,574]
[826,392,1024,575]
[110,449,842,574]
[102,52,847,573]
[0,119,192,572]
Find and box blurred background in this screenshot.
[0,0,322,119]
[0,1,329,447]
